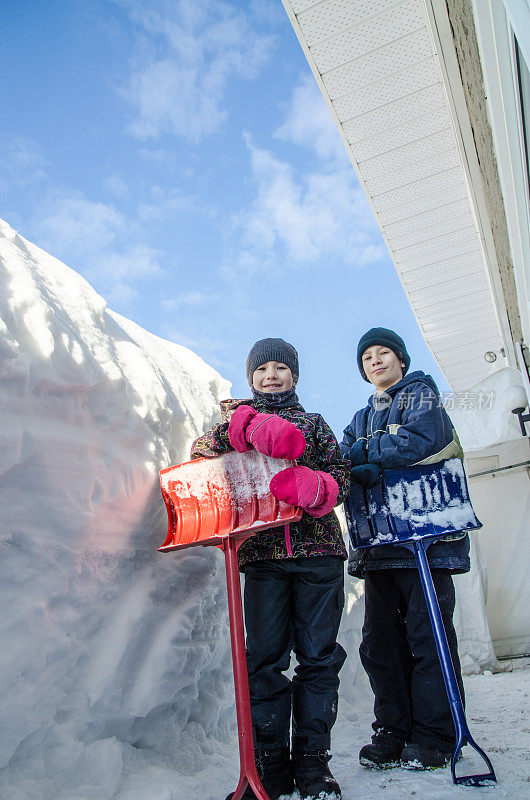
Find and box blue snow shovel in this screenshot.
[345,458,496,786]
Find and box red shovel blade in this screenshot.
[158,450,302,552]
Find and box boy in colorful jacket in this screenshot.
[192,338,349,800]
[341,328,469,771]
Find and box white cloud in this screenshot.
[0,135,49,189]
[161,291,218,311]
[106,282,139,307]
[30,193,163,309]
[33,194,125,256]
[116,0,274,141]
[137,148,176,165]
[136,186,209,222]
[102,174,129,198]
[231,137,385,268]
[275,73,346,163]
[99,243,162,281]
[7,137,49,171]
[164,325,233,370]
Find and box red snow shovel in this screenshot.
[158,450,302,800]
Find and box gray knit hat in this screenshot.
[246,338,299,386]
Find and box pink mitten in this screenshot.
[269,465,339,518]
[228,405,306,459]
[228,405,256,453]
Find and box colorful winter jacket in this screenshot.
[191,397,349,569]
[341,371,470,577]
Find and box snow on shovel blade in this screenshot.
[345,458,482,549]
[158,450,302,551]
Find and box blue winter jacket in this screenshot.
[341,371,470,577]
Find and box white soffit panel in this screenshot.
[282,0,508,392]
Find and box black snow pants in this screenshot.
[243,556,346,753]
[360,568,464,751]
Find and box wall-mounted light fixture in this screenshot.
[484,351,497,363]
[502,385,530,436]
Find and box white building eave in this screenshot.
[282,0,523,392]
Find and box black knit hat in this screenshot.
[246,338,299,386]
[357,327,410,382]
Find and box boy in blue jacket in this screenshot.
[341,328,470,771]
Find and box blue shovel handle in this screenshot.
[410,540,496,786]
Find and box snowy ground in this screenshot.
[333,665,530,800]
[139,665,530,800]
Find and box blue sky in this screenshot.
[1,0,449,437]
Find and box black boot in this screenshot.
[359,730,404,769]
[225,747,294,800]
[400,742,452,770]
[293,750,341,800]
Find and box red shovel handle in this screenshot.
[223,535,269,800]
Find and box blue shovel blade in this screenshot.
[345,458,481,549]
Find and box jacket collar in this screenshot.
[219,396,305,422]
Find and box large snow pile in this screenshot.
[0,218,240,798]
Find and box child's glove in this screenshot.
[350,463,381,489]
[228,405,306,459]
[270,465,339,518]
[344,439,367,466]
